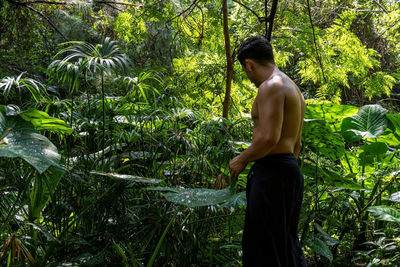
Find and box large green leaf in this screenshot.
[222,191,246,209]
[305,235,333,262]
[29,166,64,221]
[360,142,388,155]
[367,206,400,223]
[305,103,358,131]
[387,114,400,133]
[341,104,388,142]
[358,142,388,165]
[20,108,73,134]
[90,171,162,184]
[149,181,240,208]
[0,111,61,173]
[386,113,400,144]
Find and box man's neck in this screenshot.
[254,64,278,87]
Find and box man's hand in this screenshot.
[229,155,247,180]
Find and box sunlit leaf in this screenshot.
[222,191,246,208]
[90,171,162,184]
[0,111,61,173]
[367,206,400,223]
[149,181,240,208]
[305,103,358,131]
[341,104,388,142]
[20,108,73,134]
[360,142,388,155]
[389,192,400,203]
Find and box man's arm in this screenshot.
[229,83,284,178]
[294,94,305,159]
[294,140,302,158]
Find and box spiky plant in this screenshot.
[49,37,132,166]
[0,73,45,106]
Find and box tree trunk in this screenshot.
[222,0,233,119]
[266,0,279,41]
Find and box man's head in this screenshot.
[237,36,275,86]
[237,36,275,66]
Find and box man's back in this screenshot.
[251,70,305,157]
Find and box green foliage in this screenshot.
[305,235,333,262]
[91,171,162,184]
[363,72,397,100]
[20,108,73,134]
[298,11,396,102]
[0,107,61,174]
[0,73,45,103]
[368,206,400,223]
[29,166,64,221]
[341,104,388,142]
[114,11,146,43]
[50,37,131,76]
[305,102,358,131]
[150,180,240,208]
[1,0,400,266]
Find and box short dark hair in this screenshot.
[237,36,274,65]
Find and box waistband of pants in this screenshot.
[254,153,296,165]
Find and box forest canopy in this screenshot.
[1,0,400,266]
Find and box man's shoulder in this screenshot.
[258,75,285,97]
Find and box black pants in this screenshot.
[242,154,307,267]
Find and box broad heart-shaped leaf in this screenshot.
[20,108,73,134]
[367,206,400,223]
[359,142,388,165]
[341,104,388,142]
[0,111,61,174]
[360,142,388,155]
[149,180,240,208]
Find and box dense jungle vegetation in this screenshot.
[1,0,400,266]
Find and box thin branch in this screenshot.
[371,0,388,13]
[306,0,326,83]
[168,0,201,22]
[264,0,268,35]
[222,0,233,119]
[25,4,68,41]
[232,0,264,22]
[13,0,68,4]
[94,1,142,7]
[11,0,140,6]
[103,2,124,12]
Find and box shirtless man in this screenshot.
[229,36,307,266]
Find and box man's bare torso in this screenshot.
[251,70,305,156]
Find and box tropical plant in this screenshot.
[49,37,132,166]
[0,73,46,106]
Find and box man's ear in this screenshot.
[244,59,255,71]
